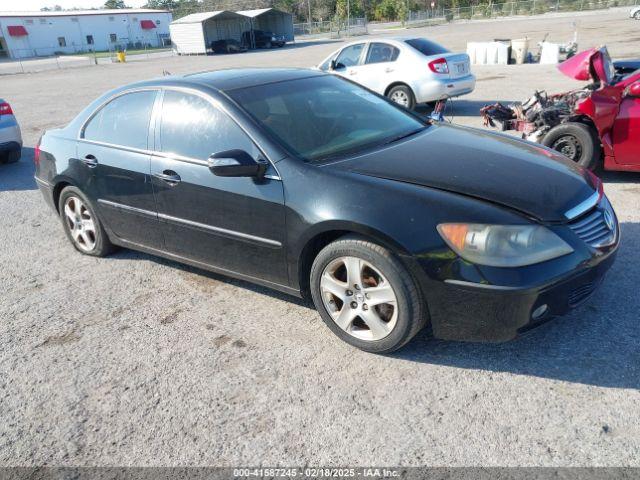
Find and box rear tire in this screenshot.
[387,85,416,110]
[310,234,428,353]
[542,122,601,170]
[58,186,114,257]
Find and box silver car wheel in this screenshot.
[390,90,410,106]
[63,196,96,252]
[320,256,398,341]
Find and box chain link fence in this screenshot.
[293,17,368,38]
[403,0,639,24]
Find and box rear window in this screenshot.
[405,38,448,57]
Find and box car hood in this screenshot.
[557,46,614,84]
[333,124,597,222]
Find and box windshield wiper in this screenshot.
[383,127,426,146]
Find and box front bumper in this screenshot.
[425,247,617,342]
[415,74,476,103]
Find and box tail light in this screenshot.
[0,102,13,116]
[428,58,449,74]
[34,136,42,166]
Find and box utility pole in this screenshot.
[347,0,350,36]
[308,0,312,27]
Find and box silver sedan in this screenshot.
[317,36,476,110]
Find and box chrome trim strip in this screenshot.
[157,212,282,248]
[564,190,601,220]
[34,177,52,188]
[97,199,158,219]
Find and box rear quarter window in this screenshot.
[405,38,449,57]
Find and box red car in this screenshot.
[482,46,640,171]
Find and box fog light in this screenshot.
[532,304,549,320]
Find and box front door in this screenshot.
[611,84,640,166]
[150,89,287,285]
[77,89,163,249]
[332,43,366,84]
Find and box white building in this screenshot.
[0,9,173,59]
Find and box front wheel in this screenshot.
[58,186,114,257]
[542,122,601,170]
[387,85,416,110]
[634,11,640,19]
[310,235,427,353]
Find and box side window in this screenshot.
[335,43,365,67]
[365,43,400,64]
[159,90,256,160]
[83,90,156,150]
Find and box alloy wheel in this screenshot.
[390,90,410,107]
[552,134,582,161]
[63,196,97,252]
[319,256,398,341]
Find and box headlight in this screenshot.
[437,223,574,267]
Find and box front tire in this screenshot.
[542,122,601,170]
[310,235,427,353]
[387,85,416,110]
[634,11,640,19]
[58,186,114,257]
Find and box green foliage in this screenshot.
[103,0,128,7]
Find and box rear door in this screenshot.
[150,89,287,284]
[77,89,163,249]
[356,42,401,94]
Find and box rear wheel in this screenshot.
[58,186,114,257]
[542,122,601,170]
[634,10,640,19]
[387,85,416,110]
[310,235,427,353]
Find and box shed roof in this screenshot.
[171,10,246,24]
[237,8,291,17]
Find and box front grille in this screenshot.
[568,199,616,248]
[568,281,597,307]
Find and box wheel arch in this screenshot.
[51,176,77,213]
[294,221,413,298]
[384,81,415,98]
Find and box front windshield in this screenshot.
[229,75,427,163]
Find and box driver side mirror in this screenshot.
[208,150,267,178]
[330,59,345,71]
[625,82,640,98]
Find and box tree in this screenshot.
[144,0,178,8]
[103,0,128,8]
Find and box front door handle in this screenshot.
[348,70,357,76]
[385,67,394,73]
[82,154,98,168]
[153,170,181,185]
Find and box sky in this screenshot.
[0,0,148,11]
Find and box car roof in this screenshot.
[126,68,324,93]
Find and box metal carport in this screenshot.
[237,8,294,49]
[169,11,250,55]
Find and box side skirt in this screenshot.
[111,237,303,298]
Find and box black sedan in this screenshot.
[34,69,619,353]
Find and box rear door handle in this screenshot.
[82,154,98,168]
[385,67,394,73]
[348,69,357,75]
[153,170,181,185]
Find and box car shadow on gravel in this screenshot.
[107,248,313,308]
[0,147,36,192]
[392,221,640,390]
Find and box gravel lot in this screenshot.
[1,8,639,467]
